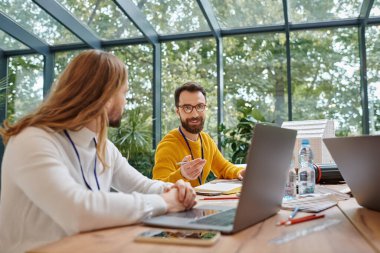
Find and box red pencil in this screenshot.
[284,214,325,226]
[200,196,239,200]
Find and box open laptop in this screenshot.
[324,136,380,212]
[144,124,297,234]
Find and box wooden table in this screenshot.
[28,195,380,253]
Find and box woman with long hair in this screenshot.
[0,50,195,253]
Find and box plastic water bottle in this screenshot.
[284,155,297,200]
[298,139,315,195]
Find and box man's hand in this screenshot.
[237,169,246,180]
[180,155,206,180]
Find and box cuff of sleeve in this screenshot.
[142,194,168,217]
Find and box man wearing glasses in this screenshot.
[153,82,245,187]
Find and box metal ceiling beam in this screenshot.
[197,0,221,38]
[113,0,159,45]
[0,13,49,55]
[359,0,374,19]
[4,16,380,57]
[32,0,101,49]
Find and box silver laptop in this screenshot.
[144,124,297,234]
[324,136,380,212]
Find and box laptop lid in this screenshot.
[143,124,297,233]
[324,136,380,211]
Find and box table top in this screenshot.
[28,193,380,253]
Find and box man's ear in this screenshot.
[175,107,180,117]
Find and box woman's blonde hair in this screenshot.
[0,49,128,169]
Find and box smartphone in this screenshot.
[196,191,222,196]
[135,229,220,246]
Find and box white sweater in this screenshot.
[0,127,170,253]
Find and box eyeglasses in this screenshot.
[178,103,207,114]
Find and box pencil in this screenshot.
[176,161,188,166]
[200,196,239,200]
[284,214,325,226]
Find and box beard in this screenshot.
[108,117,121,128]
[108,108,123,128]
[180,116,205,134]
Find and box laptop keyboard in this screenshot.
[190,208,236,226]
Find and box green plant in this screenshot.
[108,107,154,177]
[220,102,267,164]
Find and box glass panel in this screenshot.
[370,0,380,17]
[291,28,361,136]
[209,0,284,29]
[0,30,28,51]
[56,0,142,40]
[106,45,154,177]
[223,33,288,129]
[366,25,380,134]
[0,0,80,45]
[161,39,217,139]
[7,55,44,122]
[131,0,210,35]
[288,0,362,23]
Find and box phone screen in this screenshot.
[140,230,218,240]
[136,229,220,245]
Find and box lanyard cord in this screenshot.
[64,130,100,191]
[178,127,204,185]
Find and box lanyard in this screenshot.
[64,130,100,191]
[178,127,204,185]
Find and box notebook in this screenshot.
[324,136,380,212]
[143,124,297,234]
[194,179,242,195]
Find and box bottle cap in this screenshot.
[301,139,310,145]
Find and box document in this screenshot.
[195,179,242,195]
[282,185,351,213]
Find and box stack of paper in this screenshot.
[282,194,338,212]
[194,179,242,195]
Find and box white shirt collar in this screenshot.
[66,127,97,148]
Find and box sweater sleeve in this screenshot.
[109,140,173,194]
[152,139,189,183]
[208,136,243,179]
[6,129,167,236]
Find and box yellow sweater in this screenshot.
[153,128,242,187]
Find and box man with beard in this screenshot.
[153,82,246,187]
[0,50,196,253]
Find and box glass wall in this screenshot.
[223,33,288,128]
[6,55,44,122]
[161,39,217,139]
[291,28,361,136]
[366,25,380,134]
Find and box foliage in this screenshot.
[220,100,267,164]
[108,107,154,177]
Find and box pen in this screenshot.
[276,207,300,226]
[284,214,325,226]
[289,206,300,220]
[200,196,240,200]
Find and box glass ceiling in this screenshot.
[56,0,143,40]
[0,0,378,51]
[130,0,210,35]
[0,0,80,45]
[209,0,285,29]
[288,0,362,23]
[0,30,28,51]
